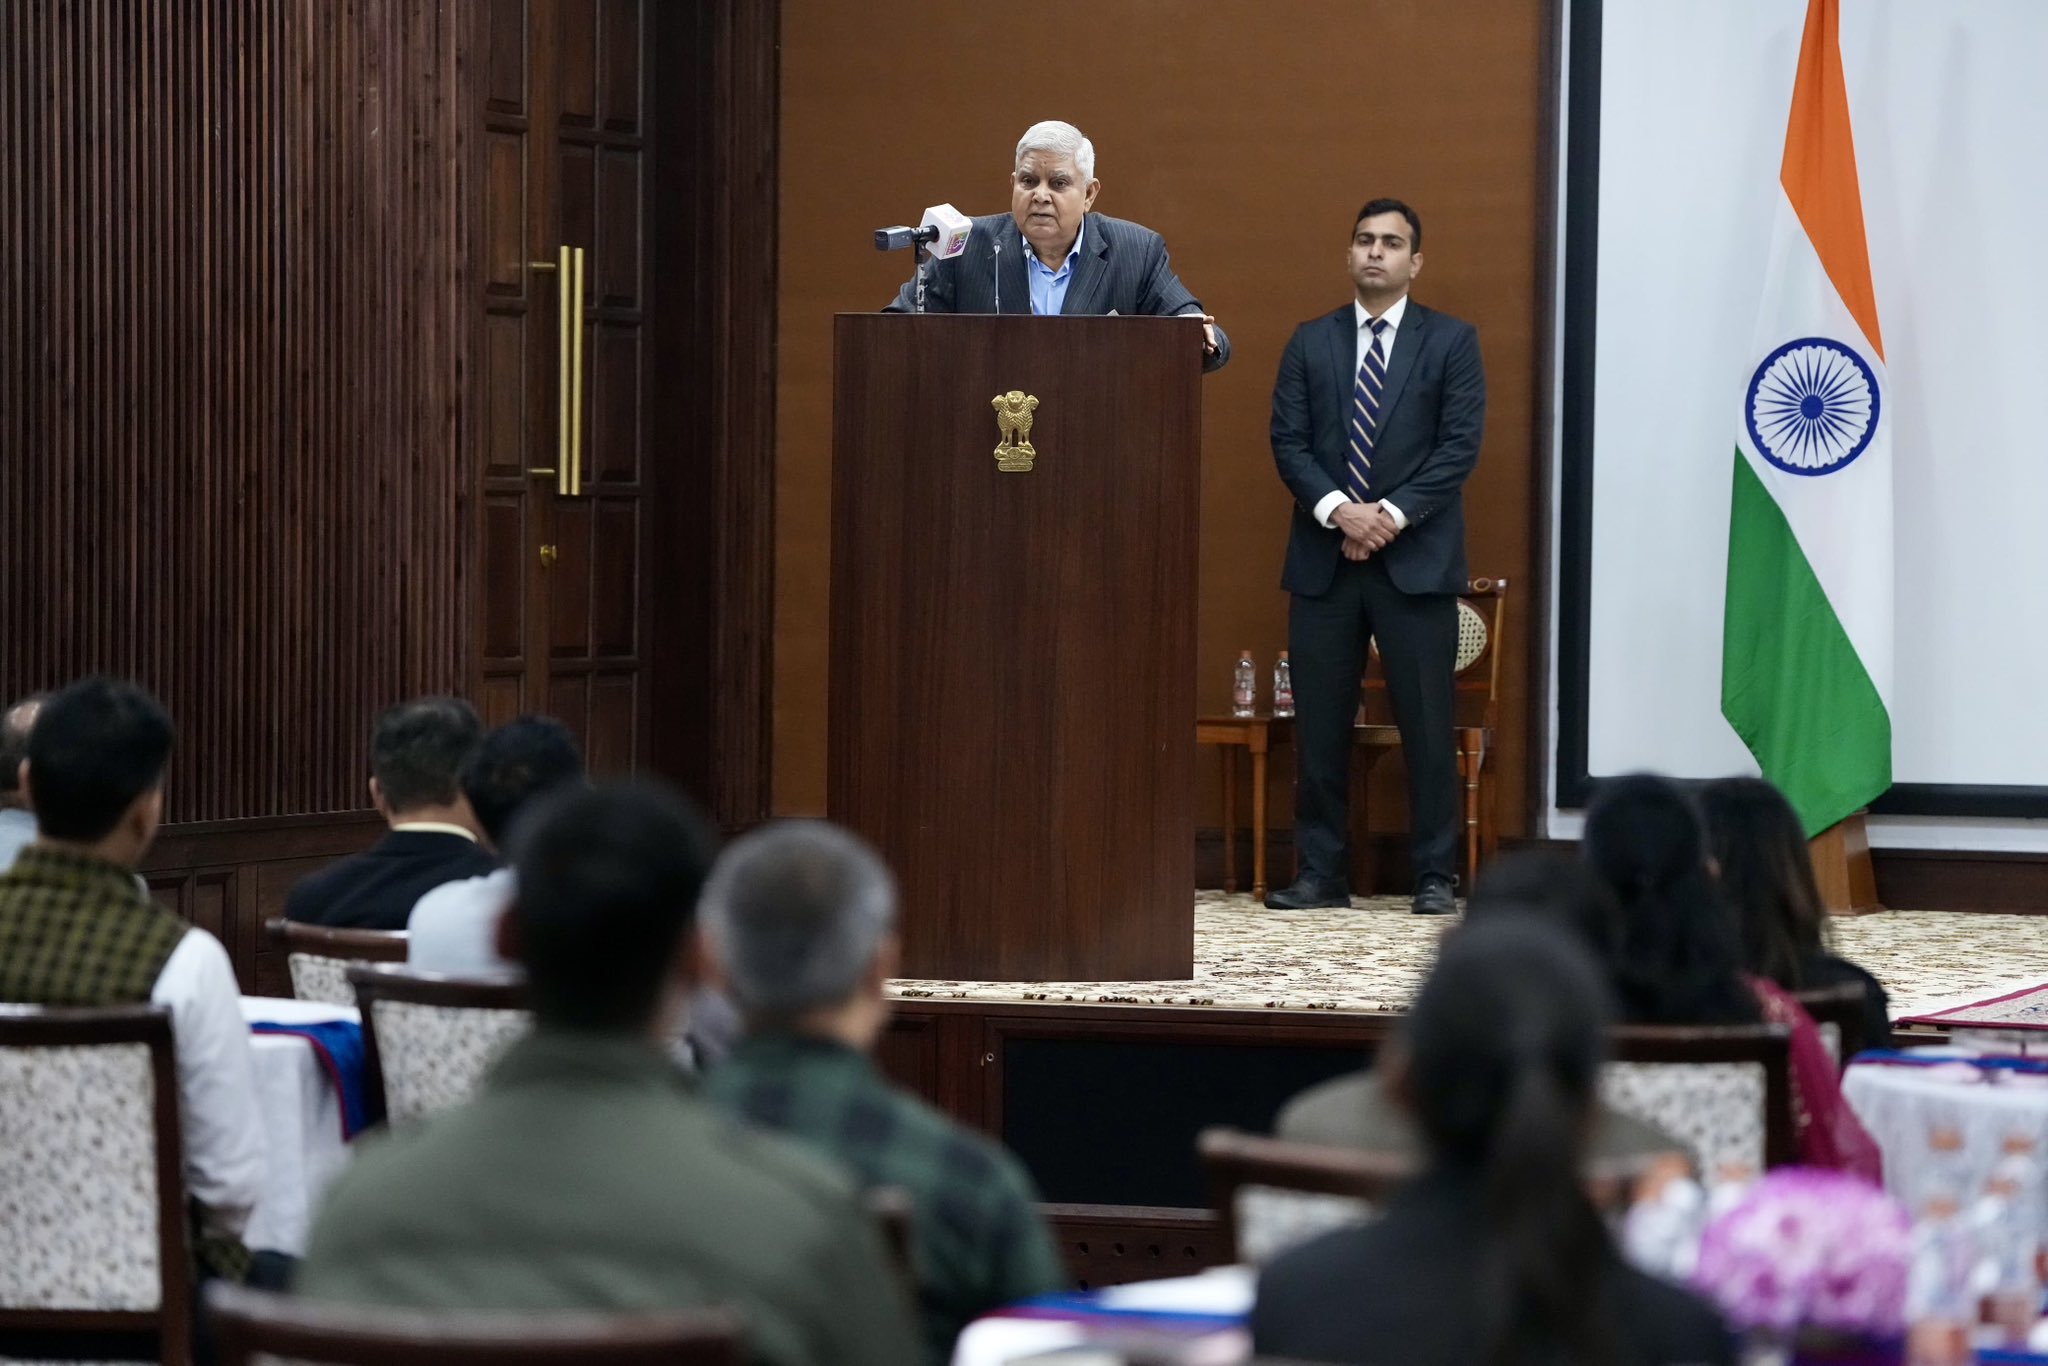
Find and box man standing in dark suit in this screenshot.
[285,696,497,929]
[884,119,1230,373]
[1264,200,1485,916]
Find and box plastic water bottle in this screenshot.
[1272,652,1294,717]
[1619,1164,1708,1280]
[1232,651,1257,717]
[1906,1189,1978,1366]
[1975,1153,2044,1347]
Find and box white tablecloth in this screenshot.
[949,1266,1252,1366]
[239,996,357,1256]
[1843,1054,2048,1216]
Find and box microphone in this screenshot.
[878,205,971,315]
[872,203,970,258]
[918,204,971,260]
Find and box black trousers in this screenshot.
[1289,554,1458,887]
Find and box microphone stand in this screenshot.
[909,237,932,314]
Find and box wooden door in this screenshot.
[478,0,647,774]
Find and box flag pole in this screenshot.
[1809,811,1882,915]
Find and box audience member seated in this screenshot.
[399,715,739,1066]
[407,715,583,976]
[1583,773,1880,1180]
[295,784,918,1366]
[285,697,495,929]
[0,691,46,871]
[699,821,1066,1366]
[1700,775,1892,1052]
[1276,850,1687,1165]
[1252,918,1735,1365]
[0,677,266,1281]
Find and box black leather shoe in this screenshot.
[1412,874,1457,916]
[1264,877,1352,910]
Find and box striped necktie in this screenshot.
[1347,316,1390,504]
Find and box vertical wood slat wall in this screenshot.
[0,0,474,824]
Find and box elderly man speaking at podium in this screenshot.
[883,119,1230,373]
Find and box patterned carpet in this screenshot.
[887,890,2048,1020]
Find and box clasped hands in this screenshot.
[1332,500,1400,561]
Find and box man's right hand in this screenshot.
[1330,500,1395,553]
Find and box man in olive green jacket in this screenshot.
[295,783,919,1366]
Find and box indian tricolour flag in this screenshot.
[1722,0,1892,838]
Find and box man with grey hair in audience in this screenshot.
[883,118,1231,372]
[701,821,1066,1366]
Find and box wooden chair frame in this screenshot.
[1199,1121,1682,1264]
[348,965,532,1128]
[1351,576,1508,892]
[1609,1022,1797,1169]
[1198,1126,1413,1263]
[266,916,408,1005]
[205,1282,743,1366]
[265,916,411,963]
[1789,980,1873,1070]
[0,1004,192,1366]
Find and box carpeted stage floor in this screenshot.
[887,891,2048,1019]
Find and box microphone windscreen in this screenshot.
[920,203,972,260]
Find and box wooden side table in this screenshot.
[1195,714,1293,899]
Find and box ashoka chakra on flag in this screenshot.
[1744,336,1879,477]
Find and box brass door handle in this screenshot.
[567,246,586,496]
[528,246,587,497]
[539,543,559,568]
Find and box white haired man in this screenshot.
[700,821,1066,1366]
[884,119,1230,371]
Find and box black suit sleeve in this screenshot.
[1133,231,1230,372]
[1380,321,1485,523]
[881,254,958,313]
[1270,325,1340,512]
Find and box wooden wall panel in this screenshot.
[141,812,388,995]
[775,0,1550,848]
[2,0,476,990]
[0,0,476,828]
[643,0,778,829]
[4,0,774,988]
[477,0,537,724]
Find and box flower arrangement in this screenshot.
[1691,1168,1914,1338]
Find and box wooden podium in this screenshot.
[828,313,1205,981]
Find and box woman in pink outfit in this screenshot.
[1582,773,1880,1183]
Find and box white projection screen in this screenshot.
[1554,0,2048,842]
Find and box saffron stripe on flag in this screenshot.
[1779,0,1884,360]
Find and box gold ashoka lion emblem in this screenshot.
[992,390,1039,472]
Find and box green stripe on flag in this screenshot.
[1721,452,1891,837]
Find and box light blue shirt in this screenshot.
[0,808,34,874]
[1023,222,1085,316]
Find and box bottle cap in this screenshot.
[1278,650,1289,660]
[1238,649,1253,659]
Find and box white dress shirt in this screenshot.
[150,929,269,1236]
[408,867,517,977]
[389,820,479,842]
[1313,295,1413,534]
